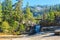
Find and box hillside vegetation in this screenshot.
[0,0,60,35]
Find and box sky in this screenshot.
[23,0,60,7]
[1,0,60,7]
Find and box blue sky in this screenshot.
[1,0,60,7]
[23,0,60,7]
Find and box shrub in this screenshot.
[2,21,10,34]
[20,24,25,32]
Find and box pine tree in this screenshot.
[25,2,34,22]
[0,2,3,31]
[14,0,23,22]
[47,11,55,22]
[0,2,3,22]
[1,0,13,34]
[2,0,12,21]
[12,0,25,34]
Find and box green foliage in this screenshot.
[20,24,25,32]
[43,13,47,20]
[2,0,12,21]
[47,11,55,22]
[2,21,10,33]
[0,3,3,22]
[25,5,33,19]
[25,3,36,23]
[12,21,19,31]
[0,0,60,35]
